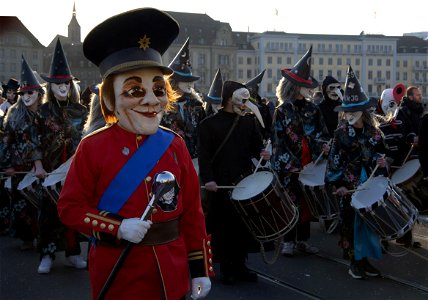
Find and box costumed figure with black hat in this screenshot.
[203,68,223,117]
[56,9,213,300]
[161,37,206,161]
[376,85,424,248]
[198,80,270,285]
[246,70,272,140]
[0,78,20,116]
[318,75,343,137]
[325,65,388,279]
[271,46,329,257]
[31,38,88,274]
[0,56,46,250]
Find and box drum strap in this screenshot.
[210,114,240,163]
[97,128,174,213]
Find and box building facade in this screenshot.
[1,9,427,101]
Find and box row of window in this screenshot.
[265,42,394,54]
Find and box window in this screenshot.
[368,71,373,80]
[346,58,351,65]
[396,72,400,80]
[319,57,324,65]
[328,70,332,76]
[377,70,382,78]
[386,59,391,66]
[267,83,272,93]
[267,56,272,64]
[328,58,333,65]
[386,71,390,80]
[368,84,373,93]
[337,58,342,65]
[356,70,360,78]
[238,69,243,79]
[238,57,243,64]
[403,72,407,80]
[355,58,360,66]
[199,54,206,66]
[247,57,252,64]
[368,59,373,66]
[337,70,342,80]
[277,57,282,65]
[319,70,324,80]
[377,59,382,66]
[403,61,408,68]
[396,61,400,68]
[247,70,252,78]
[287,57,292,65]
[267,69,272,78]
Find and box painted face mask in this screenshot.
[22,90,39,107]
[51,82,71,101]
[177,81,194,94]
[380,89,399,118]
[231,87,265,128]
[344,111,363,125]
[112,68,168,135]
[299,87,313,99]
[326,83,342,101]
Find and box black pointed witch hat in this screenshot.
[41,38,74,84]
[168,37,200,82]
[205,68,223,105]
[245,69,265,98]
[281,46,318,88]
[335,65,377,112]
[17,55,44,94]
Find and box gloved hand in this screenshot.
[117,218,152,243]
[232,87,250,103]
[191,277,211,299]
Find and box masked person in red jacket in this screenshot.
[57,8,213,300]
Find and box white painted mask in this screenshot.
[380,89,398,118]
[345,111,363,125]
[178,81,194,94]
[51,82,71,101]
[22,90,39,107]
[326,83,342,101]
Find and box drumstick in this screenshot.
[200,186,244,189]
[401,144,415,166]
[253,139,271,175]
[314,138,332,165]
[367,154,386,182]
[0,171,31,175]
[333,188,367,195]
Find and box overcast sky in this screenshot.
[3,0,427,46]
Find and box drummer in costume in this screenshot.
[325,65,387,279]
[318,75,343,137]
[57,8,213,300]
[161,37,206,160]
[198,80,270,285]
[271,46,329,256]
[0,56,44,250]
[32,39,88,274]
[203,68,223,117]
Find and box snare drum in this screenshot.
[17,172,41,208]
[391,159,428,210]
[351,176,418,240]
[230,170,298,243]
[42,157,73,204]
[298,161,339,221]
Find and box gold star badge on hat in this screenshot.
[138,35,151,50]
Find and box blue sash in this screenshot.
[97,129,174,213]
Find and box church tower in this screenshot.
[68,2,81,44]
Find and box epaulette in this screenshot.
[82,123,113,139]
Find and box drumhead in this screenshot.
[42,157,73,187]
[298,161,327,186]
[231,171,273,201]
[391,159,420,185]
[351,176,388,209]
[192,158,199,175]
[17,172,38,191]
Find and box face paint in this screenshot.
[51,82,71,101]
[112,68,168,135]
[326,83,342,101]
[22,90,39,108]
[345,111,363,125]
[177,81,194,94]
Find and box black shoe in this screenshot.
[220,273,236,285]
[362,258,381,277]
[348,261,367,280]
[404,241,422,249]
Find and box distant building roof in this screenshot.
[396,36,428,53]
[0,16,44,47]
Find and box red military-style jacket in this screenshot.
[57,124,213,300]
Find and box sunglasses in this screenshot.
[121,86,166,99]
